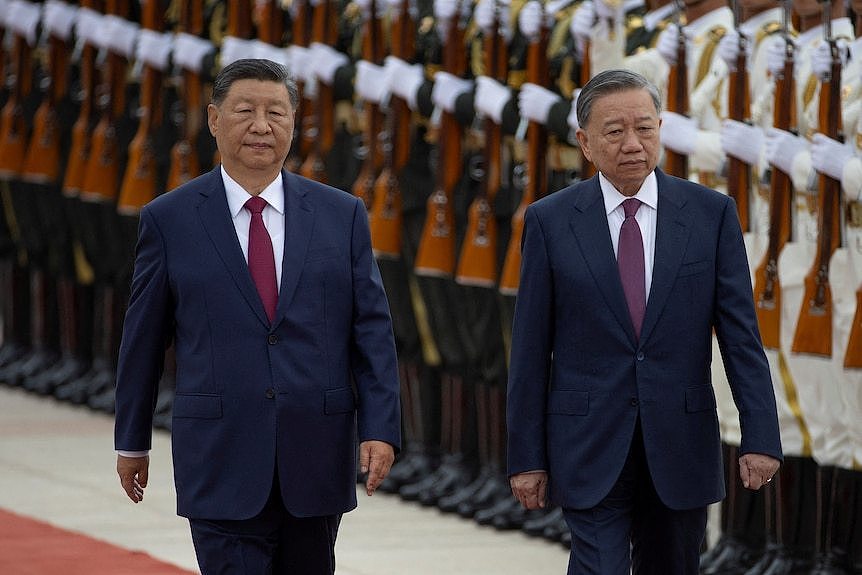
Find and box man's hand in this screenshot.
[509,470,548,510]
[359,440,395,496]
[117,454,149,503]
[739,453,780,491]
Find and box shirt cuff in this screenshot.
[117,450,150,458]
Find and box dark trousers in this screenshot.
[189,473,341,575]
[562,421,707,575]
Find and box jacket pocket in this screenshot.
[685,386,717,413]
[173,394,222,419]
[546,390,589,415]
[677,259,712,277]
[324,387,357,414]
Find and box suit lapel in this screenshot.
[639,170,691,344]
[569,176,637,343]
[196,167,271,327]
[272,170,314,328]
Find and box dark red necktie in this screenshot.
[244,196,278,323]
[618,198,645,339]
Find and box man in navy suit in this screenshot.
[114,59,401,574]
[506,69,782,574]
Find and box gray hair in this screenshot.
[576,69,661,129]
[211,58,299,109]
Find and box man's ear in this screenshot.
[206,103,219,137]
[575,128,591,163]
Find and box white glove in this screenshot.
[660,111,697,155]
[434,0,458,34]
[656,24,684,67]
[104,14,140,59]
[811,39,850,82]
[720,119,764,166]
[717,29,752,69]
[387,57,425,110]
[475,75,511,124]
[765,127,808,176]
[220,36,256,67]
[355,60,387,104]
[593,0,622,21]
[431,71,472,114]
[518,1,544,41]
[567,89,581,131]
[810,133,855,181]
[136,29,173,71]
[518,82,560,125]
[765,35,794,77]
[309,42,349,85]
[7,0,41,46]
[285,45,309,81]
[44,0,78,41]
[474,0,496,32]
[569,1,594,43]
[74,6,103,48]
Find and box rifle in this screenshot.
[791,2,843,357]
[0,1,37,178]
[579,2,596,180]
[299,0,339,183]
[753,0,795,350]
[726,0,750,232]
[117,0,168,214]
[351,0,385,210]
[62,1,102,197]
[369,0,415,259]
[663,0,688,178]
[499,1,549,295]
[455,0,507,287]
[167,0,210,190]
[285,0,312,172]
[80,0,136,203]
[414,1,468,277]
[23,1,75,184]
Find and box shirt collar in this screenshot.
[222,165,285,218]
[599,171,658,216]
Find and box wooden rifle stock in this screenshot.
[726,31,750,232]
[456,5,507,287]
[167,0,206,190]
[579,6,595,180]
[791,39,843,357]
[664,23,688,178]
[499,12,549,295]
[414,7,467,277]
[844,289,862,367]
[63,1,100,197]
[299,0,338,182]
[118,0,166,214]
[286,0,312,172]
[0,29,34,177]
[370,0,414,259]
[23,29,71,183]
[753,31,795,349]
[352,0,385,209]
[81,0,132,202]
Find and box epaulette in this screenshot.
[695,25,726,89]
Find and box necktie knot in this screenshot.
[245,196,267,215]
[622,198,641,219]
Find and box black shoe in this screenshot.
[560,528,572,549]
[522,506,564,537]
[542,512,569,544]
[491,501,546,531]
[701,537,759,575]
[438,468,493,513]
[418,457,472,507]
[456,473,510,518]
[475,493,521,526]
[87,384,116,413]
[29,356,90,396]
[379,451,434,494]
[744,544,779,575]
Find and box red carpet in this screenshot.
[0,508,197,574]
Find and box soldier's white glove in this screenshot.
[717,29,752,69]
[7,0,42,46]
[474,0,495,32]
[221,36,256,67]
[518,82,559,125]
[431,71,472,114]
[310,42,349,85]
[569,1,594,43]
[811,39,850,82]
[137,29,173,71]
[660,111,697,155]
[656,23,684,67]
[44,0,78,41]
[475,75,510,124]
[810,133,854,182]
[765,127,808,176]
[567,89,581,132]
[593,0,622,21]
[721,119,764,166]
[355,60,387,104]
[765,35,794,77]
[434,0,458,40]
[387,57,425,110]
[519,1,546,41]
[285,45,309,81]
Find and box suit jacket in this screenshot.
[114,167,401,520]
[507,169,782,511]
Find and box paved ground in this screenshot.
[0,386,570,574]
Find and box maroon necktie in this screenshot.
[618,198,645,339]
[244,196,278,323]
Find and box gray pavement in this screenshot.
[0,386,570,574]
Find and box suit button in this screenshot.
[268,334,278,345]
[265,388,275,399]
[636,352,645,361]
[630,398,639,407]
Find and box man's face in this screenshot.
[576,88,661,197]
[207,79,295,176]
